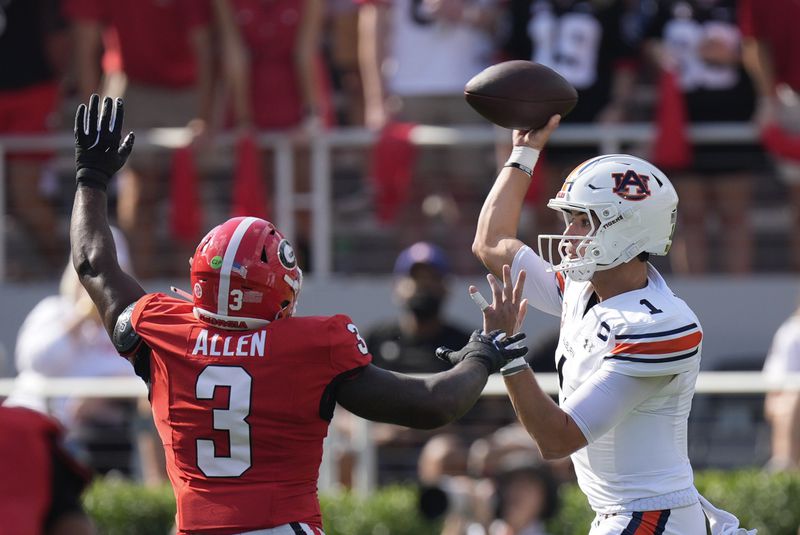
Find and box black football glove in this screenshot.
[74,94,135,190]
[435,330,528,375]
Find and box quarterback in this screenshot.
[69,95,528,534]
[473,115,755,535]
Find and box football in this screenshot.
[464,60,578,130]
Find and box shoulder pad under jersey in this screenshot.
[113,301,141,355]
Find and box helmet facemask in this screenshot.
[538,202,658,282]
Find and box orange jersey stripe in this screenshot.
[634,510,662,535]
[611,331,702,355]
[555,272,565,293]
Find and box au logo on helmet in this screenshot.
[612,170,651,201]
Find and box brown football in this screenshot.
[464,60,578,130]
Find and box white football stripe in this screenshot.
[217,217,258,316]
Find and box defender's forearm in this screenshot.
[70,186,117,280]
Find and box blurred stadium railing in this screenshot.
[1,372,796,493]
[0,122,759,281]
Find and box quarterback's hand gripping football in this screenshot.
[74,94,135,190]
[435,330,528,375]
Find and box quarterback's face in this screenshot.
[563,211,596,258]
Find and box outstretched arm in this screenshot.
[337,275,529,429]
[472,115,560,277]
[336,359,491,429]
[71,95,145,336]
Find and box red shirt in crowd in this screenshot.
[739,0,800,91]
[130,293,371,534]
[230,0,311,128]
[65,0,211,88]
[0,406,91,533]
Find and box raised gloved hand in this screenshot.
[436,330,528,375]
[74,94,135,190]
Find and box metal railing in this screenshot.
[0,122,758,281]
[0,371,794,493]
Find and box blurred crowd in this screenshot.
[2,1,800,530]
[1,0,799,279]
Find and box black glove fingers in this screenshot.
[485,329,506,341]
[118,132,135,159]
[467,329,483,342]
[435,347,453,362]
[74,104,87,143]
[87,94,100,138]
[112,98,125,139]
[503,332,526,347]
[506,346,529,359]
[99,96,113,141]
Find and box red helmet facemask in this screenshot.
[189,217,303,330]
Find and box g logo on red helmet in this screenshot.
[278,239,297,270]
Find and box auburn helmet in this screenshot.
[190,217,303,330]
[538,154,679,282]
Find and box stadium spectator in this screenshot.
[69,94,528,534]
[6,228,142,476]
[359,0,497,130]
[361,242,516,485]
[416,434,485,535]
[645,0,759,274]
[358,0,499,267]
[327,0,365,127]
[740,0,800,270]
[418,429,560,535]
[0,405,93,535]
[0,0,68,275]
[66,0,214,278]
[498,0,643,236]
[213,0,330,269]
[489,451,559,535]
[367,242,470,374]
[762,306,800,471]
[472,115,755,532]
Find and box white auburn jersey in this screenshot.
[512,246,703,513]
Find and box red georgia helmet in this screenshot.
[190,217,303,330]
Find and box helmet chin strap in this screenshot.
[170,286,194,302]
[565,265,596,282]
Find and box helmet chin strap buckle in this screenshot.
[620,239,647,263]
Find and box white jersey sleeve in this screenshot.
[510,245,563,317]
[763,315,800,376]
[562,369,673,443]
[602,319,703,378]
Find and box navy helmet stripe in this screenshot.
[616,323,698,340]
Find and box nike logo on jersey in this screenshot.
[191,329,266,357]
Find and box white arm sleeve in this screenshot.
[561,369,673,444]
[510,245,563,317]
[764,318,800,376]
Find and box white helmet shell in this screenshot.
[538,154,678,282]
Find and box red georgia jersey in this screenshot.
[0,406,90,535]
[130,293,371,534]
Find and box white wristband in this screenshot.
[504,146,540,177]
[500,356,529,376]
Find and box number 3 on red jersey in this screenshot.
[195,365,252,477]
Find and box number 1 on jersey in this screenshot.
[195,365,252,477]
